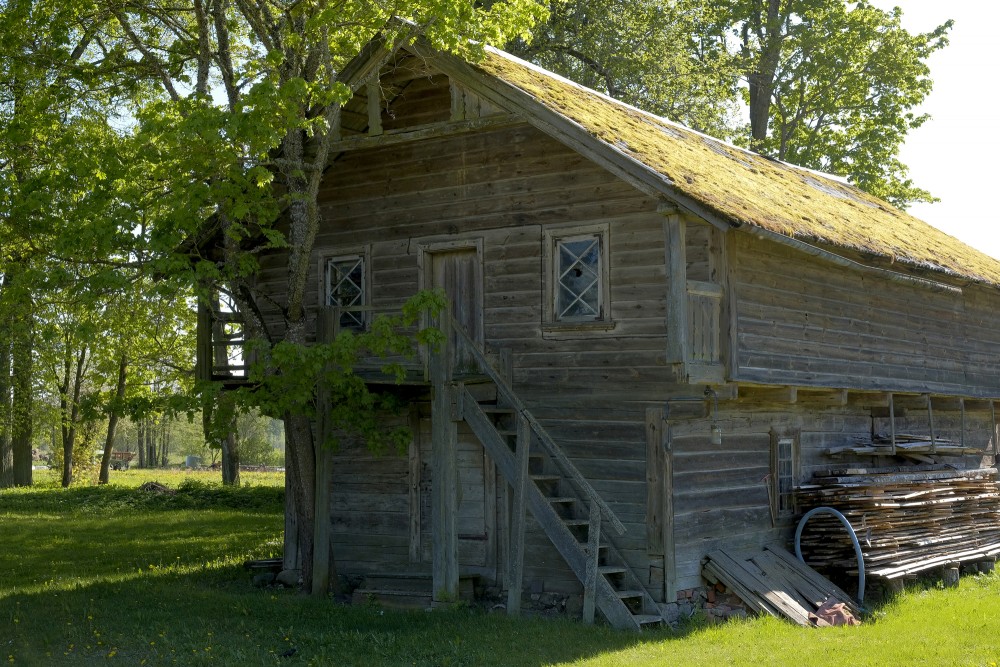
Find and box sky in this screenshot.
[869,1,1000,260]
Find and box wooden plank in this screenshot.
[663,423,676,604]
[645,407,664,554]
[483,446,498,577]
[430,315,459,604]
[582,501,601,624]
[705,549,811,623]
[367,79,383,136]
[507,415,530,615]
[664,213,688,366]
[408,406,422,564]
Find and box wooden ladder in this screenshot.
[440,317,663,630]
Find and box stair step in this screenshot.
[478,405,515,415]
[633,614,664,626]
[547,497,576,505]
[598,566,627,575]
[563,519,590,527]
[615,590,645,600]
[531,474,561,483]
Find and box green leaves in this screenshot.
[205,290,446,454]
[512,0,740,137]
[520,0,948,208]
[730,0,950,207]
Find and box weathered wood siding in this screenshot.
[731,232,1000,397]
[261,66,1000,604]
[264,117,676,594]
[329,417,412,573]
[666,398,996,590]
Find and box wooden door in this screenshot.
[429,248,483,375]
[425,246,493,572]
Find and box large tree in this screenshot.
[0,0,131,487]
[94,0,546,588]
[518,0,951,208]
[731,0,951,206]
[511,0,740,137]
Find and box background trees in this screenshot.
[512,0,740,137]
[5,0,546,587]
[1,0,953,592]
[519,0,951,208]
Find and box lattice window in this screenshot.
[326,255,366,330]
[549,231,611,322]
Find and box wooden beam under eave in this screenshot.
[367,79,383,136]
[929,396,964,412]
[736,385,797,404]
[664,212,687,368]
[797,388,848,406]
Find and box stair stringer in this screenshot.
[462,388,644,631]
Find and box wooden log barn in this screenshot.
[200,36,1000,629]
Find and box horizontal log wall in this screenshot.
[256,119,676,595]
[731,232,1000,397]
[260,73,1000,601]
[666,396,996,591]
[329,416,413,573]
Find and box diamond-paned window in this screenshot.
[556,235,602,321]
[326,256,366,330]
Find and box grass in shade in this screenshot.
[4,471,1000,666]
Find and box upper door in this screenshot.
[427,246,484,375]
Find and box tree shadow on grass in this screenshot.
[3,565,716,666]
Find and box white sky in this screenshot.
[869,1,1000,260]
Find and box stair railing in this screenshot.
[443,315,626,623]
[446,314,627,537]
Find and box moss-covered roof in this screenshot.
[475,47,1000,287]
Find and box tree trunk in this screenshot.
[60,345,87,487]
[221,423,240,486]
[99,354,128,484]
[10,301,33,487]
[146,419,155,468]
[0,325,12,488]
[221,432,240,485]
[744,0,785,153]
[284,411,316,588]
[161,421,170,467]
[137,420,145,468]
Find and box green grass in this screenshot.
[29,466,287,489]
[4,473,1000,666]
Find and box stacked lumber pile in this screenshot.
[825,434,983,463]
[703,546,860,626]
[796,465,1000,580]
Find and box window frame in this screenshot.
[543,223,613,334]
[321,247,371,332]
[769,428,801,523]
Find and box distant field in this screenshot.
[29,466,285,488]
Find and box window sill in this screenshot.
[541,320,617,339]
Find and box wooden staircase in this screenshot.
[440,317,664,631]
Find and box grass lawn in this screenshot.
[3,472,1000,666]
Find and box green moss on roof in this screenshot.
[477,49,1000,287]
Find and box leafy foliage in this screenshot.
[729,0,951,207]
[511,0,741,137]
[518,0,951,207]
[205,289,446,456]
